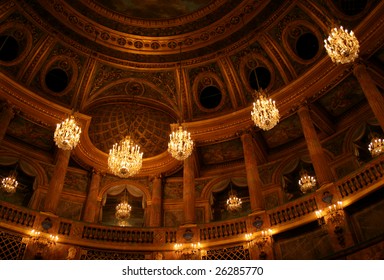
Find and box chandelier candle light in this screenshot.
[168,124,194,161]
[115,189,132,227]
[108,136,143,178]
[1,170,18,194]
[298,169,316,193]
[168,44,194,161]
[368,135,384,157]
[226,184,242,212]
[54,115,81,150]
[324,26,359,64]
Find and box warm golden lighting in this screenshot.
[298,169,316,193]
[1,170,18,194]
[108,136,143,178]
[316,201,344,226]
[115,189,132,226]
[368,136,384,157]
[168,125,194,161]
[30,229,58,249]
[226,189,242,212]
[54,115,81,150]
[174,242,201,260]
[324,26,359,64]
[251,89,279,131]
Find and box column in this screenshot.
[241,133,264,212]
[43,149,71,214]
[183,155,195,225]
[82,169,102,223]
[353,63,384,131]
[149,174,163,227]
[0,102,15,142]
[298,105,334,186]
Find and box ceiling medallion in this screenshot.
[298,169,316,194]
[251,89,280,131]
[108,136,143,178]
[115,189,132,227]
[368,135,384,157]
[168,125,194,161]
[54,115,81,150]
[324,26,359,64]
[1,170,18,194]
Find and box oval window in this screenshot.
[199,86,222,109]
[0,36,19,62]
[296,33,319,60]
[45,68,69,93]
[249,67,271,90]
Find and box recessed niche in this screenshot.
[45,68,69,93]
[249,67,271,90]
[295,33,319,60]
[199,86,222,109]
[0,36,19,62]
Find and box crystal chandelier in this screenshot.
[168,44,194,161]
[115,189,132,226]
[168,125,194,161]
[108,136,143,178]
[251,89,280,131]
[1,170,18,194]
[54,115,81,150]
[368,136,384,157]
[324,26,359,64]
[226,188,242,212]
[298,169,316,193]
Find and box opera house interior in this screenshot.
[1,0,384,260]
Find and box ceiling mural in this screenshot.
[198,138,244,165]
[93,0,213,19]
[6,115,54,152]
[261,114,303,149]
[316,75,366,117]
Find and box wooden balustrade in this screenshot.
[268,197,318,226]
[199,218,247,241]
[0,202,35,228]
[82,225,154,243]
[1,157,384,250]
[165,230,177,243]
[58,221,72,236]
[337,159,384,198]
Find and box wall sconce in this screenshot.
[245,229,272,259]
[315,201,344,226]
[315,201,346,247]
[174,242,201,260]
[29,229,59,254]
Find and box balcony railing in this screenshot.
[0,157,383,250]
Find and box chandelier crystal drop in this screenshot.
[226,189,242,212]
[251,89,280,131]
[298,170,316,193]
[54,115,81,150]
[1,170,18,194]
[324,26,359,64]
[108,136,143,178]
[368,136,384,157]
[115,190,132,227]
[168,125,194,161]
